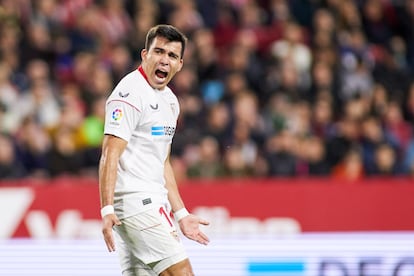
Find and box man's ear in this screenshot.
[141,49,147,61]
[177,59,184,72]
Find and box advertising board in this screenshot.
[1,178,413,275]
[1,234,413,276]
[0,177,413,238]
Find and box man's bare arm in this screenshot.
[164,147,210,245]
[99,134,127,252]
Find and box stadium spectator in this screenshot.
[325,117,360,168]
[270,20,312,76]
[298,135,331,176]
[0,60,19,133]
[0,132,27,179]
[201,101,232,152]
[223,145,254,177]
[47,126,85,177]
[403,138,414,175]
[187,136,225,178]
[331,145,365,181]
[7,59,61,133]
[370,142,402,176]
[310,96,335,139]
[360,115,401,175]
[15,116,51,178]
[403,82,414,124]
[383,100,413,153]
[265,130,298,176]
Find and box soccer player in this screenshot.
[99,24,210,276]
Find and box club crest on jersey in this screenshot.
[110,107,123,127]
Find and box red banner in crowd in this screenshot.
[0,177,413,238]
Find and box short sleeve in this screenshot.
[104,100,140,142]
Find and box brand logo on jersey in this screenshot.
[110,108,123,127]
[118,91,129,98]
[151,126,175,136]
[150,103,159,110]
[112,108,123,121]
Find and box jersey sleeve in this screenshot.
[168,89,180,121]
[104,72,144,141]
[104,99,141,142]
[174,96,180,121]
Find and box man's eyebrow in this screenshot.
[153,47,165,52]
[153,47,180,58]
[169,52,179,58]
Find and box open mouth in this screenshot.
[155,69,168,79]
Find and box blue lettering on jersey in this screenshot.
[151,126,164,136]
[151,126,176,136]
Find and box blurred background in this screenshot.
[0,0,414,275]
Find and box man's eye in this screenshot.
[169,54,179,59]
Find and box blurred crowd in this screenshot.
[1,0,414,181]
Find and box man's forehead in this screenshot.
[149,37,182,54]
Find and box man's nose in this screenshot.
[159,54,169,65]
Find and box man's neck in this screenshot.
[138,65,150,84]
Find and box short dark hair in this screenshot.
[145,24,187,58]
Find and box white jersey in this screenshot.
[104,68,180,219]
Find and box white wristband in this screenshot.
[100,205,114,218]
[174,208,189,222]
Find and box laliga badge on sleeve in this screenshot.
[109,107,123,127]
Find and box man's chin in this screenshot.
[149,79,166,90]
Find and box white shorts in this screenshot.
[114,205,188,275]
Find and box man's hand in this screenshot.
[178,214,210,245]
[102,214,122,252]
